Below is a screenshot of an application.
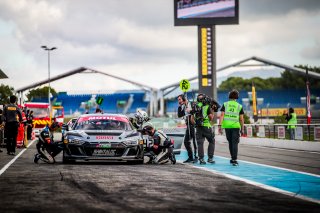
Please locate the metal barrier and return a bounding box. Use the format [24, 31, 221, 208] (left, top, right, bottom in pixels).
[236, 124, 320, 141]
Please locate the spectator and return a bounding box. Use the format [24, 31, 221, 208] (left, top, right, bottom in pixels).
[284, 108, 297, 140]
[95, 108, 103, 114]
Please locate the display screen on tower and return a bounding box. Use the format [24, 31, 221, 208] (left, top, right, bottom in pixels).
[174, 0, 239, 26]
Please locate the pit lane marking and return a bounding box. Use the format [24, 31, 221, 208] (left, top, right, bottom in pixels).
[0, 139, 37, 176]
[177, 150, 320, 204]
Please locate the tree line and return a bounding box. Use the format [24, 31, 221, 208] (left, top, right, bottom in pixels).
[218, 65, 320, 91]
[0, 65, 319, 104]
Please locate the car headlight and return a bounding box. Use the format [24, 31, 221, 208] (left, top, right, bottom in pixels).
[123, 140, 138, 146]
[69, 138, 86, 145]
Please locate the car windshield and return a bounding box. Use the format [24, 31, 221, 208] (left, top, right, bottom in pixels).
[74, 118, 132, 131]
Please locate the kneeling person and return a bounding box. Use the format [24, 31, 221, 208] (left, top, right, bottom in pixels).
[141, 122, 176, 164]
[34, 122, 64, 164]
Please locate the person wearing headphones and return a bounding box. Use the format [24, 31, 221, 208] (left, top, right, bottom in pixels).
[190, 93, 215, 165]
[218, 89, 244, 166]
[177, 94, 197, 163]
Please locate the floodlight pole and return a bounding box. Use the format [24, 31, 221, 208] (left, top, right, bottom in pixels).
[41, 45, 57, 123]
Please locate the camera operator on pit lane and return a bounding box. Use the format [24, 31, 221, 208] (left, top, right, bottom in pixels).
[177, 94, 198, 163]
[190, 93, 216, 165]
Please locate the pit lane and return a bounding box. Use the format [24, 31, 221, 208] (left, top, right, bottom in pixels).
[0, 138, 319, 212]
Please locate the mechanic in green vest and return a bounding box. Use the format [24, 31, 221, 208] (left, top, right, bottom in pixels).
[284, 107, 297, 140]
[218, 89, 244, 166]
[190, 93, 215, 165]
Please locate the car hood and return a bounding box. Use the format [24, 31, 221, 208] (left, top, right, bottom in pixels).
[66, 129, 140, 142]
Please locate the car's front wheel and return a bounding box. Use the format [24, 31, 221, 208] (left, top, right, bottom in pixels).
[62, 150, 75, 164]
[129, 159, 144, 165]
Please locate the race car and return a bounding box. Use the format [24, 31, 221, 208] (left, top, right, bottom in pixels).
[62, 114, 144, 164]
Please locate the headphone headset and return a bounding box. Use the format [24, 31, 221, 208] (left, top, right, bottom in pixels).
[178, 94, 187, 102]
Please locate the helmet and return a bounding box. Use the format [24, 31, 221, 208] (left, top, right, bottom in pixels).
[135, 110, 150, 124]
[141, 122, 154, 135]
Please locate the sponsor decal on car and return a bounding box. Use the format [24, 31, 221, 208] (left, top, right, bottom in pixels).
[78, 116, 129, 123]
[96, 143, 111, 148]
[96, 135, 114, 140]
[93, 149, 116, 156]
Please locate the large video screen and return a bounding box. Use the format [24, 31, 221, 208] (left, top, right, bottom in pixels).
[174, 0, 239, 26]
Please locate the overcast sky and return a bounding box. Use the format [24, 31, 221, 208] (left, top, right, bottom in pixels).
[0, 0, 319, 94]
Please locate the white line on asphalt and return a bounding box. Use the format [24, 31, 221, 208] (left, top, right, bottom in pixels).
[241, 143, 320, 154]
[0, 139, 37, 176]
[218, 155, 320, 178]
[179, 161, 320, 205]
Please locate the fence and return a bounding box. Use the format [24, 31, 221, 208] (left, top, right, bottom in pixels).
[150, 117, 320, 142]
[231, 124, 320, 141]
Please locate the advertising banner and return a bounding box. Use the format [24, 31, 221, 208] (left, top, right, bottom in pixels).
[295, 127, 303, 140]
[278, 126, 286, 139]
[261, 108, 306, 117]
[314, 127, 320, 141]
[246, 126, 252, 137]
[258, 126, 265, 138]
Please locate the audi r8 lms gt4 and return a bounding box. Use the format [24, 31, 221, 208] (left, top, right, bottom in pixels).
[63, 114, 144, 164]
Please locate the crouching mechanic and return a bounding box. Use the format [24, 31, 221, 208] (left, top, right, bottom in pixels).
[34, 122, 64, 164]
[141, 122, 176, 164]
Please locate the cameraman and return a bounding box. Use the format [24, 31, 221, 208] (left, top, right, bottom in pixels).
[190, 93, 215, 165]
[177, 94, 197, 163]
[218, 89, 244, 166]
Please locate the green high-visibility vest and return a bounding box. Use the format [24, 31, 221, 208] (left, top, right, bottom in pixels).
[222, 100, 242, 129]
[288, 113, 297, 129]
[196, 102, 211, 128]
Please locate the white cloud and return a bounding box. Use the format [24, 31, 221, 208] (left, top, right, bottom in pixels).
[0, 0, 319, 95]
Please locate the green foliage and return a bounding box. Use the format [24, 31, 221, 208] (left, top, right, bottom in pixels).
[274, 115, 287, 124]
[243, 114, 250, 124]
[219, 77, 282, 91]
[26, 86, 57, 101]
[218, 65, 320, 91]
[0, 84, 14, 105]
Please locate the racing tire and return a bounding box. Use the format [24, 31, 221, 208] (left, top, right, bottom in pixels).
[62, 150, 75, 164]
[129, 159, 144, 165]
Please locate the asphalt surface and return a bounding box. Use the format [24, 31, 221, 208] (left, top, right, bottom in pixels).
[0, 137, 319, 212]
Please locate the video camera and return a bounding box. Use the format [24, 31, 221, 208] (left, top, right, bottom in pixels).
[197, 94, 221, 112]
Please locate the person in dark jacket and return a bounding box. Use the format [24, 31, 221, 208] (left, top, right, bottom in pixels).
[177, 94, 197, 163]
[2, 95, 23, 155]
[27, 110, 34, 140]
